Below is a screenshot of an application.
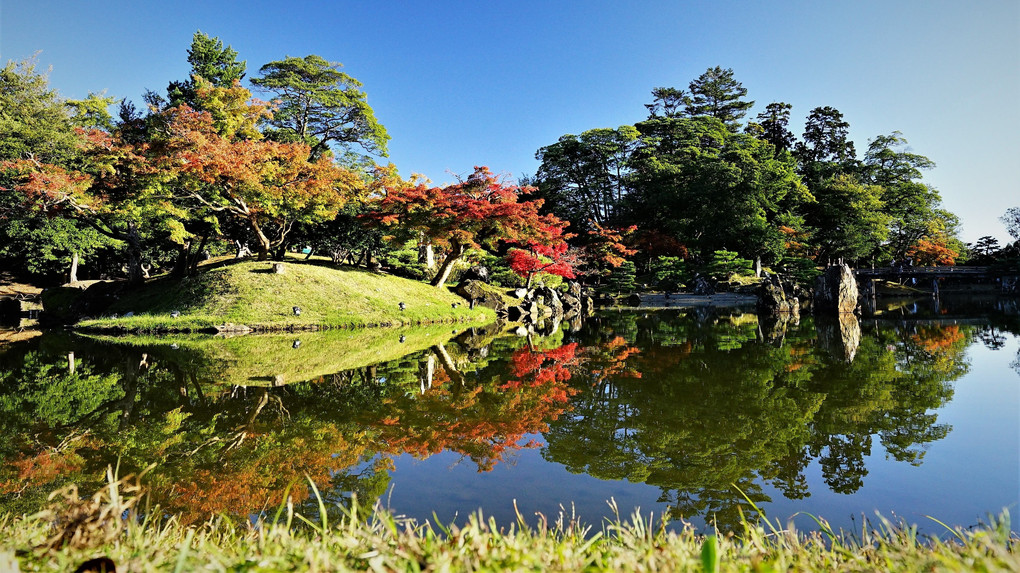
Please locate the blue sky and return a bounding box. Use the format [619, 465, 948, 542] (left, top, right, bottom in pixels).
[3, 0, 1018, 243]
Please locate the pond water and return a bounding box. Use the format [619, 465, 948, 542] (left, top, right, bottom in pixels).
[1, 296, 1017, 534]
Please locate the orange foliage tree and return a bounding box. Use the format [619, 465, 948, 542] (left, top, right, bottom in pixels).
[905, 234, 958, 266]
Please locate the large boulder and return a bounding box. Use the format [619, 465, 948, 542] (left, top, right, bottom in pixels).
[813, 264, 859, 314]
[461, 265, 490, 283]
[567, 281, 583, 299]
[535, 286, 564, 318]
[560, 292, 580, 311]
[454, 280, 509, 314]
[757, 274, 799, 316]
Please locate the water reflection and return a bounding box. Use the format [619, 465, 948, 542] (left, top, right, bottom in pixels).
[0, 296, 1014, 530]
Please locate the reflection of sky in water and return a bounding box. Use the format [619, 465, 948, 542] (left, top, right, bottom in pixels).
[381, 434, 675, 531]
[759, 337, 1019, 532]
[378, 324, 1019, 534]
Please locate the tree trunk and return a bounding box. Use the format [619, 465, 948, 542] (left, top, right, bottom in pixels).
[125, 222, 145, 285]
[418, 241, 435, 270]
[187, 233, 210, 275]
[250, 219, 273, 261]
[430, 243, 465, 287]
[69, 252, 79, 284]
[172, 241, 192, 278]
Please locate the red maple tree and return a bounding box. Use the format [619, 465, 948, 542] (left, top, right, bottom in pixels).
[368, 166, 573, 287]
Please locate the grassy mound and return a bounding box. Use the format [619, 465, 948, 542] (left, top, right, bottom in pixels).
[77, 259, 492, 332]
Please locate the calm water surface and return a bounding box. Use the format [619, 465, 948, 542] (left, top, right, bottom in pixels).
[1, 296, 1017, 533]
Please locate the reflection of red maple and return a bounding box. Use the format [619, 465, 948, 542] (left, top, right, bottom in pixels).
[369, 345, 584, 471]
[0, 449, 85, 495]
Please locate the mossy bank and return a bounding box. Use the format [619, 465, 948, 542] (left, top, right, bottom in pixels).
[62, 259, 492, 332]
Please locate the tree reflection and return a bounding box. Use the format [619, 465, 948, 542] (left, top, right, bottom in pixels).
[0, 312, 984, 528]
[0, 332, 583, 522]
[543, 311, 969, 530]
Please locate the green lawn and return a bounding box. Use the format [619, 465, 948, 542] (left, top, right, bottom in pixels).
[76, 258, 492, 332]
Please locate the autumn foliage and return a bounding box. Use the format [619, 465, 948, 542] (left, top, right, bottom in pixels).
[368, 166, 574, 287]
[905, 235, 958, 266]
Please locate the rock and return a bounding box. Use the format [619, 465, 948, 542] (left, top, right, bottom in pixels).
[758, 312, 799, 345]
[757, 274, 799, 316]
[461, 265, 490, 283]
[541, 287, 564, 317]
[625, 293, 642, 306]
[813, 264, 859, 314]
[560, 292, 580, 310]
[567, 281, 583, 299]
[454, 280, 509, 314]
[506, 305, 527, 322]
[691, 275, 715, 295]
[581, 295, 596, 315]
[512, 287, 530, 299]
[272, 262, 285, 274]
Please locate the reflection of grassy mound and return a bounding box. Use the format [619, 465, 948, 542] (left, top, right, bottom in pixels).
[83, 324, 465, 387]
[76, 259, 492, 331]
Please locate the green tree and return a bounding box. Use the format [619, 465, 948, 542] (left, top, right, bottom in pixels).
[252, 55, 389, 160]
[752, 102, 796, 153]
[0, 216, 117, 282]
[796, 106, 857, 186]
[1001, 207, 1020, 241]
[626, 115, 808, 269]
[684, 66, 754, 131]
[0, 58, 80, 164]
[644, 86, 689, 119]
[806, 174, 889, 264]
[861, 132, 945, 261]
[533, 126, 639, 233]
[166, 31, 247, 108]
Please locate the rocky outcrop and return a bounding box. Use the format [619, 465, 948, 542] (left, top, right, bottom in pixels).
[757, 274, 799, 316]
[461, 265, 490, 283]
[813, 264, 859, 314]
[454, 280, 511, 314]
[456, 279, 593, 325]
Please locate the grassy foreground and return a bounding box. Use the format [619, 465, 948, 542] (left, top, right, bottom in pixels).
[76, 259, 491, 332]
[1, 475, 1016, 572]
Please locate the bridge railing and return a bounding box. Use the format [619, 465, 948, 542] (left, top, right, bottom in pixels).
[854, 266, 991, 277]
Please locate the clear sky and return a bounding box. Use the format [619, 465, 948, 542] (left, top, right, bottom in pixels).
[2, 0, 1018, 243]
